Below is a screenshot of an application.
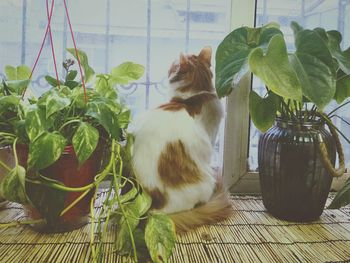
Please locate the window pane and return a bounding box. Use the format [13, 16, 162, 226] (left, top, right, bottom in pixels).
[0, 0, 231, 168]
[248, 0, 350, 172]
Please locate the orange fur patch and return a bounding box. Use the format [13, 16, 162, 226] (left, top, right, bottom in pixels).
[145, 188, 168, 210]
[158, 140, 202, 188]
[159, 92, 216, 117]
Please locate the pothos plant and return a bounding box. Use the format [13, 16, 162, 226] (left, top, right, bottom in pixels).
[0, 49, 176, 263]
[215, 21, 350, 208]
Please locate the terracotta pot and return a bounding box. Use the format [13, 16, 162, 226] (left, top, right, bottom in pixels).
[17, 144, 104, 232]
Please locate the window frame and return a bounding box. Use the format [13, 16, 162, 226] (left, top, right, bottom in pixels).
[222, 0, 260, 193]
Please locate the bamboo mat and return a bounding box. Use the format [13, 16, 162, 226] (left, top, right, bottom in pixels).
[0, 192, 349, 263]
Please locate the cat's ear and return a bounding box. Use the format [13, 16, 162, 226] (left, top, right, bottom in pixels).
[179, 52, 188, 66]
[198, 46, 212, 66]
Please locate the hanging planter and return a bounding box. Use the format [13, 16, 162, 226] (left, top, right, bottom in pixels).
[0, 0, 177, 261]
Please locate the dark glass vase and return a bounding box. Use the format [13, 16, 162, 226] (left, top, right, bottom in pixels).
[258, 119, 336, 222]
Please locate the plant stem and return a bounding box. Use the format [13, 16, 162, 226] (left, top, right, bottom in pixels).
[0, 159, 11, 172]
[328, 100, 350, 116]
[58, 119, 81, 132]
[113, 143, 138, 262]
[60, 188, 91, 216]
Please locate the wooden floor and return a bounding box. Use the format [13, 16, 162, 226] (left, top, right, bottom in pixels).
[0, 192, 349, 262]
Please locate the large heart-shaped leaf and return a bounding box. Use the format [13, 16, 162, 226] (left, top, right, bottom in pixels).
[5, 65, 31, 81]
[334, 70, 350, 103]
[86, 101, 121, 139]
[215, 24, 282, 97]
[0, 165, 29, 204]
[110, 62, 145, 85]
[66, 48, 95, 83]
[95, 76, 117, 99]
[249, 34, 302, 101]
[145, 213, 176, 263]
[45, 90, 71, 118]
[72, 122, 99, 165]
[25, 106, 53, 141]
[289, 53, 335, 110]
[249, 91, 279, 132]
[28, 132, 66, 170]
[312, 28, 350, 75]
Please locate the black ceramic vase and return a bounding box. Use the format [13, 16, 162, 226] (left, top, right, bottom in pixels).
[258, 119, 336, 222]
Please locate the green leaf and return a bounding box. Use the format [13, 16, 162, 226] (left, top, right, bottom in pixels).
[116, 191, 152, 252]
[290, 21, 303, 36]
[328, 177, 350, 209]
[26, 174, 66, 227]
[289, 53, 336, 110]
[66, 70, 78, 81]
[0, 165, 29, 204]
[86, 101, 121, 139]
[145, 213, 176, 263]
[95, 76, 117, 99]
[248, 34, 303, 101]
[118, 109, 131, 129]
[65, 80, 79, 89]
[215, 25, 283, 97]
[110, 62, 145, 85]
[66, 48, 95, 83]
[45, 91, 71, 118]
[334, 71, 350, 103]
[294, 29, 336, 75]
[72, 122, 99, 165]
[28, 132, 66, 170]
[0, 95, 20, 112]
[249, 91, 279, 132]
[314, 29, 350, 75]
[25, 107, 53, 141]
[45, 75, 62, 87]
[6, 79, 30, 95]
[5, 65, 31, 80]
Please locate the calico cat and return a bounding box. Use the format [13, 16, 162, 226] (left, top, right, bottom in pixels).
[132, 47, 233, 233]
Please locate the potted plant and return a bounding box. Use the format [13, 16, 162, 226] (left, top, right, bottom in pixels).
[215, 22, 350, 221]
[0, 49, 176, 262]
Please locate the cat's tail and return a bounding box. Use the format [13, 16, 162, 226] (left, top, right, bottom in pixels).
[169, 182, 233, 234]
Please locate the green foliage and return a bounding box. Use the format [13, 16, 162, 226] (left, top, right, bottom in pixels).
[72, 122, 99, 165]
[66, 48, 95, 83]
[215, 21, 350, 132]
[249, 91, 279, 132]
[110, 62, 145, 85]
[145, 213, 176, 263]
[0, 51, 176, 262]
[0, 165, 28, 204]
[328, 177, 350, 209]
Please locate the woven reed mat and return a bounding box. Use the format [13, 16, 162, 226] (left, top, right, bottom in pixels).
[0, 191, 349, 263]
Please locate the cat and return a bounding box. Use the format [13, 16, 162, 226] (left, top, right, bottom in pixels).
[131, 46, 233, 233]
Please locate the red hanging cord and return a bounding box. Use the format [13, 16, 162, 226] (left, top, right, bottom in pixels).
[45, 0, 60, 89]
[22, 0, 55, 99]
[63, 0, 88, 103]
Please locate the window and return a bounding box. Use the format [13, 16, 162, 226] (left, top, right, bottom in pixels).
[0, 0, 231, 169]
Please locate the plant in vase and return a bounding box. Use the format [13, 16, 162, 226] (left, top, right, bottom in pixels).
[215, 22, 350, 221]
[0, 49, 176, 262]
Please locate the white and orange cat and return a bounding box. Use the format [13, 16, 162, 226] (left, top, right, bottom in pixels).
[132, 47, 232, 233]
